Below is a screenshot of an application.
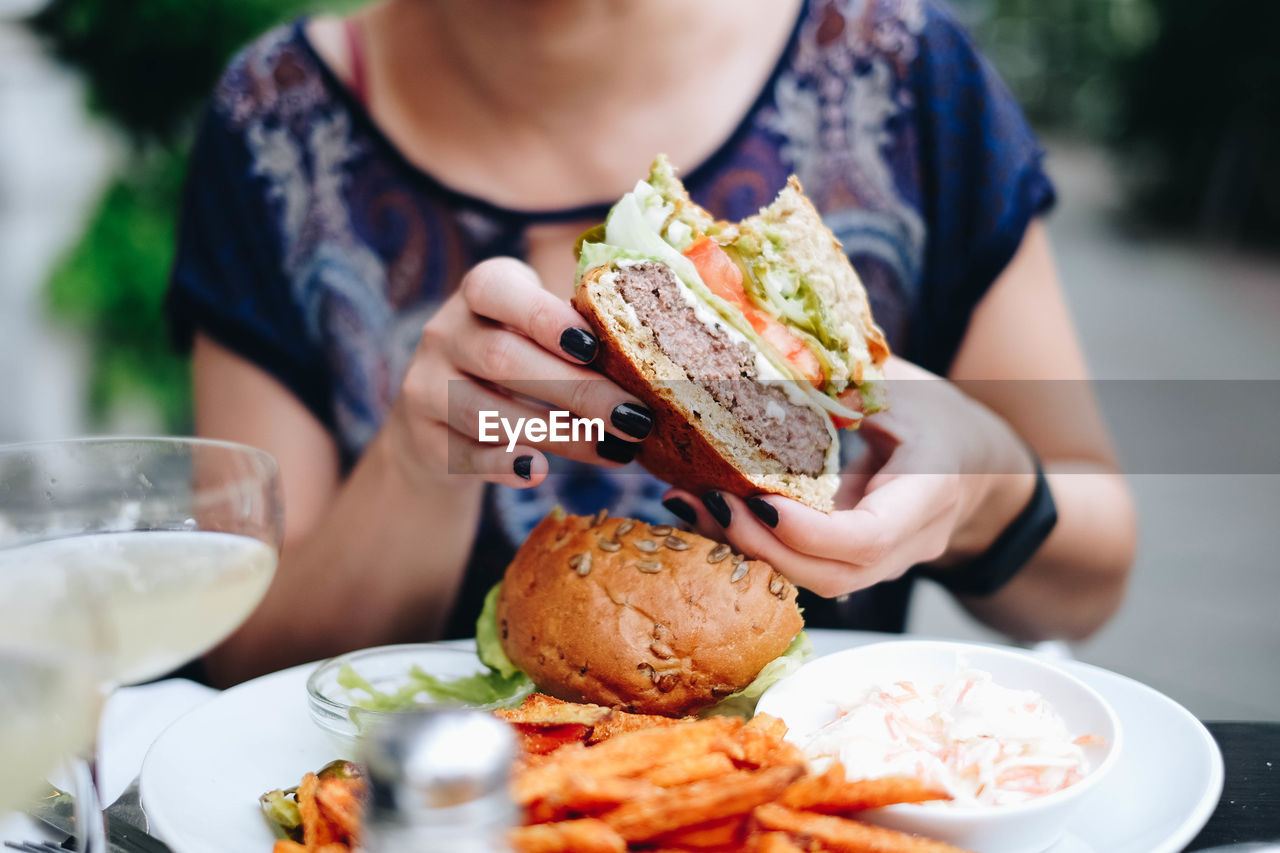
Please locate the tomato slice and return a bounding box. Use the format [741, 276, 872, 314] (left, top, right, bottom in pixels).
[683, 237, 824, 387]
[758, 320, 823, 386]
[830, 388, 865, 429]
[683, 236, 746, 306]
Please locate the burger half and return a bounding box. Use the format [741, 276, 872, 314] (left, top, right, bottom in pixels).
[477, 509, 809, 717]
[573, 157, 890, 511]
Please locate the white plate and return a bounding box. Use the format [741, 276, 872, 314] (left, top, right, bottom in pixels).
[140, 631, 1222, 853]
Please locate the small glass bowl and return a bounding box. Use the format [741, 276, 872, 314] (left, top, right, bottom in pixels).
[306, 643, 533, 756]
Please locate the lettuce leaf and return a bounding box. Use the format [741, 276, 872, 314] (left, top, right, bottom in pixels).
[337, 662, 531, 712]
[704, 631, 813, 718]
[334, 582, 533, 714]
[575, 242, 656, 280]
[476, 582, 521, 678]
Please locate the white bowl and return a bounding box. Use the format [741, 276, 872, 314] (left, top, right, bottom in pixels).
[757, 640, 1122, 853]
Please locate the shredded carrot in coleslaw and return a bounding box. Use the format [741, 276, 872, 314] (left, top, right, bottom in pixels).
[800, 670, 1100, 807]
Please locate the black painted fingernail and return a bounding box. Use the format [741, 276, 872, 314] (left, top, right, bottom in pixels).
[701, 491, 731, 528]
[745, 496, 778, 528]
[513, 455, 532, 480]
[560, 327, 598, 363]
[611, 402, 653, 439]
[663, 497, 698, 526]
[596, 434, 637, 464]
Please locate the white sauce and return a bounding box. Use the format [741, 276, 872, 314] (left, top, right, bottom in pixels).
[801, 670, 1095, 807]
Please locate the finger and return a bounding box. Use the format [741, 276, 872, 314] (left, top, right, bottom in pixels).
[445, 376, 639, 468]
[441, 372, 555, 438]
[460, 257, 600, 364]
[751, 475, 955, 566]
[852, 414, 906, 455]
[659, 488, 721, 539]
[449, 325, 653, 442]
[882, 353, 941, 380]
[417, 416, 551, 488]
[694, 491, 878, 598]
[448, 434, 551, 488]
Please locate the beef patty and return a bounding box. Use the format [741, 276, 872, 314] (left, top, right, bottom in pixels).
[613, 262, 831, 476]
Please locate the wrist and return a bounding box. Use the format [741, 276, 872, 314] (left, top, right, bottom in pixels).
[944, 418, 1038, 564]
[921, 454, 1057, 597]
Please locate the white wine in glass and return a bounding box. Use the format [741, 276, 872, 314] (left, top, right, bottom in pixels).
[0, 646, 98, 814]
[0, 561, 102, 818]
[0, 437, 283, 851]
[1, 531, 276, 685]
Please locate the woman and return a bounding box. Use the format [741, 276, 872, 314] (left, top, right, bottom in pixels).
[169, 0, 1136, 686]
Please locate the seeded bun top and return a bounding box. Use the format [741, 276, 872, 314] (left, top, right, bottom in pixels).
[495, 509, 803, 716]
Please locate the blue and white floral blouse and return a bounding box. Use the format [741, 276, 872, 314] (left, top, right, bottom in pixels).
[168, 0, 1055, 636]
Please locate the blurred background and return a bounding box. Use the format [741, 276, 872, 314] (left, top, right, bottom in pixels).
[1, 0, 1277, 718]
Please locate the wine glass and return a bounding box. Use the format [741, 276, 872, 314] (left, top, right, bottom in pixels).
[0, 581, 101, 817]
[0, 437, 283, 851]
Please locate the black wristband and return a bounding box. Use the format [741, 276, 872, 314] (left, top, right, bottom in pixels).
[919, 457, 1057, 597]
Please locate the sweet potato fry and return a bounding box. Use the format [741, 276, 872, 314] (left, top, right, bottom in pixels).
[271, 842, 306, 853]
[514, 723, 593, 755]
[603, 764, 803, 842]
[753, 832, 812, 853]
[498, 694, 615, 726]
[314, 777, 363, 840]
[509, 818, 626, 853]
[652, 815, 749, 849]
[296, 773, 342, 848]
[781, 765, 950, 812]
[641, 751, 736, 787]
[526, 773, 662, 823]
[753, 804, 972, 853]
[514, 717, 742, 804]
[745, 713, 789, 741]
[737, 713, 805, 769]
[586, 709, 683, 744]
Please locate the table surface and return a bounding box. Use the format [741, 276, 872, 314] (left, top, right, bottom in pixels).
[1187, 722, 1280, 850]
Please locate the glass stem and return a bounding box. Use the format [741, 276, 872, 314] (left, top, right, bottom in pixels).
[73, 756, 108, 853]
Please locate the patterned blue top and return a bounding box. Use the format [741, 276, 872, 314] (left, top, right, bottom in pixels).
[168, 0, 1054, 636]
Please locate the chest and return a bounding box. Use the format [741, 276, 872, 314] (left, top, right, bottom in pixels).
[524, 223, 595, 303]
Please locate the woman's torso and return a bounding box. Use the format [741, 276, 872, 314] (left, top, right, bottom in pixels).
[174, 0, 1052, 635]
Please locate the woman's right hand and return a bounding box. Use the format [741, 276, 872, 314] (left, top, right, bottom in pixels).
[384, 257, 653, 489]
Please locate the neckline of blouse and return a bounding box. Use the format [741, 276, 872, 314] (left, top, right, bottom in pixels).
[291, 0, 810, 225]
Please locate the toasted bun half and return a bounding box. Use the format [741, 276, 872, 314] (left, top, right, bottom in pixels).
[734, 176, 891, 384]
[574, 264, 839, 511]
[496, 511, 803, 716]
[648, 158, 890, 387]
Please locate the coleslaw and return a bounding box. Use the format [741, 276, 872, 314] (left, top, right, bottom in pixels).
[800, 669, 1098, 807]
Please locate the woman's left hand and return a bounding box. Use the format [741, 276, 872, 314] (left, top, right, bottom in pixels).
[662, 356, 1039, 598]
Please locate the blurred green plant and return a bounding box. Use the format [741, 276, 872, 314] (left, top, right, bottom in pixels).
[29, 0, 325, 431]
[953, 0, 1158, 137]
[44, 150, 190, 430]
[30, 0, 318, 141]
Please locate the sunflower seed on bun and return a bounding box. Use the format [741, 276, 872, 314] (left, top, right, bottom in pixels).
[495, 509, 804, 716]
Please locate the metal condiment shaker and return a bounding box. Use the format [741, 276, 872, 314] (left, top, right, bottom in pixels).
[360, 709, 519, 852]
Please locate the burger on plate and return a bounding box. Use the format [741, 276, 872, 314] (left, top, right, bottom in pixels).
[475, 508, 809, 717]
[573, 156, 890, 512]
